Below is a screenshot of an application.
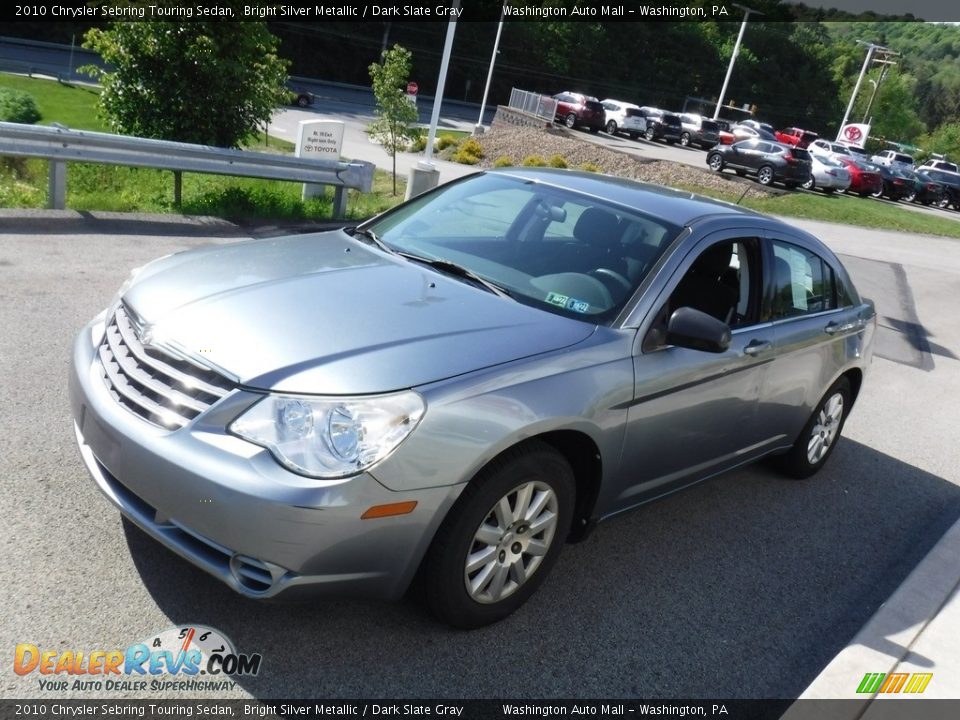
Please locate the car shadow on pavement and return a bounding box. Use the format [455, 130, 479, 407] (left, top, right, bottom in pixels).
[122, 439, 960, 699]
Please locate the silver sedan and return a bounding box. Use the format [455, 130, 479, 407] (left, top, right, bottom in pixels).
[803, 153, 852, 193]
[70, 169, 875, 628]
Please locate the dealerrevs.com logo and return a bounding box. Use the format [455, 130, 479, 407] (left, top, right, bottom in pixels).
[14, 625, 262, 693]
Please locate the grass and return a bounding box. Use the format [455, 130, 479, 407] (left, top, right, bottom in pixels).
[0, 73, 402, 221]
[676, 182, 960, 240]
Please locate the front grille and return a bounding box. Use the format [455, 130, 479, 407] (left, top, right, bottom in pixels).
[97, 305, 236, 428]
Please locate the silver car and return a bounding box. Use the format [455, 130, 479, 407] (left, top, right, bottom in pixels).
[70, 169, 876, 628]
[802, 154, 851, 194]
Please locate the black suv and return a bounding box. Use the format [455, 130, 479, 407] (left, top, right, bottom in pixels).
[640, 107, 683, 144]
[706, 139, 813, 189]
[924, 169, 960, 210]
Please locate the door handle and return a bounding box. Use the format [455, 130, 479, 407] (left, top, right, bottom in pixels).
[824, 321, 857, 335]
[743, 340, 772, 356]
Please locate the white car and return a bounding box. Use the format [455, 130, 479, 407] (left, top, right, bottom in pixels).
[919, 157, 958, 173]
[809, 139, 853, 160]
[600, 99, 647, 139]
[801, 154, 851, 194]
[871, 149, 915, 171]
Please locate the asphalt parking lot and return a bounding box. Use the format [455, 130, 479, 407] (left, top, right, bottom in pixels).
[2, 209, 959, 701]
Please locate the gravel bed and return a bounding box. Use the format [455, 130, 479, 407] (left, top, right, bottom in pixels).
[474, 124, 780, 200]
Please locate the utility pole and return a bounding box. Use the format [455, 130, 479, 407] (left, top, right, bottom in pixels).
[712, 5, 762, 120]
[475, 0, 507, 134]
[837, 42, 898, 141]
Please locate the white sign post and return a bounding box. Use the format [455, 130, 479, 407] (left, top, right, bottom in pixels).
[296, 119, 345, 201]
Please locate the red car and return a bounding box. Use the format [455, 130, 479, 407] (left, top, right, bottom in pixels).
[775, 127, 819, 149]
[839, 158, 883, 197]
[552, 92, 605, 133]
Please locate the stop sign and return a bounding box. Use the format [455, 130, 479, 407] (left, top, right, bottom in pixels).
[407, 81, 418, 96]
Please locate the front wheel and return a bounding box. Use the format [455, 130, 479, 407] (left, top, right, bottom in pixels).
[421, 442, 575, 628]
[939, 197, 951, 209]
[801, 176, 815, 191]
[757, 165, 775, 186]
[564, 113, 577, 129]
[904, 191, 917, 203]
[606, 120, 617, 135]
[775, 377, 851, 479]
[645, 127, 656, 141]
[707, 153, 724, 172]
[680, 132, 691, 147]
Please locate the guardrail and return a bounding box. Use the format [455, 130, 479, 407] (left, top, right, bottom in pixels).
[0, 121, 375, 218]
[508, 88, 558, 123]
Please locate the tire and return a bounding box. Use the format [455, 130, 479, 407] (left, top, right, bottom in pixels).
[680, 132, 691, 147]
[296, 94, 310, 108]
[606, 120, 617, 135]
[645, 127, 656, 141]
[775, 377, 851, 480]
[564, 113, 577, 129]
[421, 442, 575, 629]
[938, 197, 951, 209]
[904, 191, 917, 203]
[871, 187, 884, 199]
[707, 153, 724, 172]
[801, 176, 815, 191]
[757, 165, 775, 186]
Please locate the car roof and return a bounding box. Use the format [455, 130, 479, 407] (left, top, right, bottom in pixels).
[601, 98, 639, 108]
[487, 167, 765, 226]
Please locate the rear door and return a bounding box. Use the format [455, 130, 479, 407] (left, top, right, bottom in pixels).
[757, 235, 872, 448]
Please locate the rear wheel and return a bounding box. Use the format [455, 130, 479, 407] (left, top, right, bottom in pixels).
[565, 113, 577, 129]
[775, 377, 851, 479]
[680, 132, 691, 147]
[904, 190, 917, 203]
[939, 197, 951, 209]
[757, 165, 775, 186]
[421, 442, 575, 628]
[606, 120, 617, 135]
[801, 176, 815, 191]
[645, 127, 656, 141]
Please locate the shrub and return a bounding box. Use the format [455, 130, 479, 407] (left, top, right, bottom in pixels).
[452, 137, 484, 165]
[0, 88, 41, 124]
[579, 162, 602, 173]
[493, 156, 513, 168]
[436, 134, 459, 151]
[408, 130, 427, 152]
[521, 155, 547, 167]
[548, 154, 568, 168]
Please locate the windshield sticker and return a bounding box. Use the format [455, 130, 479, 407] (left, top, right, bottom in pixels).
[546, 292, 590, 313]
[546, 292, 569, 307]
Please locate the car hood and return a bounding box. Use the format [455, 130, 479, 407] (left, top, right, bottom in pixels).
[122, 231, 597, 394]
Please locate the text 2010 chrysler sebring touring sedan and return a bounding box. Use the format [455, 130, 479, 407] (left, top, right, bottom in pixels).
[70, 169, 875, 628]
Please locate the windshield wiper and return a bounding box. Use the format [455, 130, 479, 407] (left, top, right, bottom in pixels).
[344, 226, 394, 255]
[397, 252, 514, 300]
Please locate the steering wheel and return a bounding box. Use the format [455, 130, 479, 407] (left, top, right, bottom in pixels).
[589, 268, 633, 297]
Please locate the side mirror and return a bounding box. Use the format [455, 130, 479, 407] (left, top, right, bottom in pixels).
[666, 307, 732, 353]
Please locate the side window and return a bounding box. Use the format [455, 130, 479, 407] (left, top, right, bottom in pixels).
[643, 239, 759, 352]
[770, 241, 838, 319]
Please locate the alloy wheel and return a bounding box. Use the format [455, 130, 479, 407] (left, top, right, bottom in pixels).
[807, 392, 844, 465]
[464, 481, 558, 604]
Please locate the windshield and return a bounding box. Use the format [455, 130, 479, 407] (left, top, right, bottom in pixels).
[364, 173, 681, 324]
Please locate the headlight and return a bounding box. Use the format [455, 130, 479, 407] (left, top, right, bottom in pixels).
[230, 391, 425, 479]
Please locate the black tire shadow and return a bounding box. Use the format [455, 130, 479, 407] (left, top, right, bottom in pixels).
[123, 439, 960, 699]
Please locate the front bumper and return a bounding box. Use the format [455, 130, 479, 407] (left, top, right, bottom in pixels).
[69, 318, 462, 600]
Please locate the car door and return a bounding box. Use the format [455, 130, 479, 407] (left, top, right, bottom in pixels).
[756, 235, 874, 449]
[608, 233, 776, 513]
[729, 139, 758, 171]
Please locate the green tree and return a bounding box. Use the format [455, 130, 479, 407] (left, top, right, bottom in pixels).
[368, 44, 419, 196]
[82, 17, 289, 148]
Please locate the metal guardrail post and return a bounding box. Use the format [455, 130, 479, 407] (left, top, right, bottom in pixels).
[333, 187, 347, 219]
[48, 160, 66, 210]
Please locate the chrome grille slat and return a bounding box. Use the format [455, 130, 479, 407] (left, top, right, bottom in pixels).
[114, 306, 231, 398]
[97, 305, 237, 428]
[104, 325, 209, 414]
[98, 343, 189, 428]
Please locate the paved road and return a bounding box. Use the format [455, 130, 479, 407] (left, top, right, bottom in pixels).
[2, 208, 959, 701]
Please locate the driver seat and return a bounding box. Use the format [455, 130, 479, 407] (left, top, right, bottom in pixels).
[572, 207, 630, 281]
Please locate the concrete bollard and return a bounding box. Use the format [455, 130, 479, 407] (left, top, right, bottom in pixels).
[405, 161, 440, 201]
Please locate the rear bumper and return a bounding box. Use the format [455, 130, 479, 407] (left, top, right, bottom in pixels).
[70, 317, 463, 601]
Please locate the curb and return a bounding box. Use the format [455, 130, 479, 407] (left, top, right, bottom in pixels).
[783, 513, 960, 714]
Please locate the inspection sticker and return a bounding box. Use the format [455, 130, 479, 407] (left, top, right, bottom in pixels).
[546, 292, 570, 307]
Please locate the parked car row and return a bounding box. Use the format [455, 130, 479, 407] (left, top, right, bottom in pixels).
[550, 90, 960, 208]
